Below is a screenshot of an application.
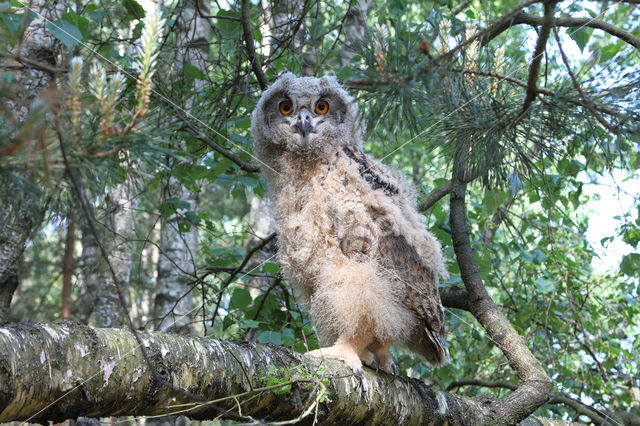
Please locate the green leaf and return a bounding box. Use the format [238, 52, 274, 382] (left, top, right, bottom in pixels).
[1, 10, 35, 35]
[568, 27, 593, 51]
[535, 277, 556, 293]
[620, 253, 640, 277]
[262, 262, 279, 274]
[230, 288, 252, 309]
[240, 319, 260, 329]
[46, 19, 83, 50]
[258, 330, 282, 345]
[483, 189, 508, 215]
[89, 9, 108, 23]
[121, 0, 145, 20]
[61, 12, 89, 39]
[183, 62, 206, 85]
[178, 221, 191, 232]
[185, 211, 201, 225]
[557, 159, 584, 177]
[600, 42, 622, 62]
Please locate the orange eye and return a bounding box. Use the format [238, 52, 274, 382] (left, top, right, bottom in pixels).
[315, 100, 329, 114]
[279, 100, 293, 115]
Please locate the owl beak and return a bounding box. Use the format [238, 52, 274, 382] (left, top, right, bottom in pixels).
[297, 108, 313, 137]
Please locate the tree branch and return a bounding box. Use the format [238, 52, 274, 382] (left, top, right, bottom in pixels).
[195, 135, 260, 173]
[0, 50, 68, 74]
[439, 286, 470, 311]
[438, 0, 540, 61]
[418, 180, 453, 211]
[447, 379, 608, 424]
[241, 0, 268, 90]
[450, 68, 629, 120]
[0, 321, 521, 424]
[522, 1, 557, 113]
[482, 11, 640, 51]
[449, 147, 551, 422]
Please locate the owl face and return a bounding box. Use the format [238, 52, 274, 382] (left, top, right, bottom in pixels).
[252, 73, 360, 162]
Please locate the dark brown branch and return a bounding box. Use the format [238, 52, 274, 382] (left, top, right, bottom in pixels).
[451, 0, 473, 17]
[449, 149, 551, 422]
[418, 180, 453, 211]
[451, 68, 631, 121]
[438, 0, 540, 61]
[483, 11, 640, 51]
[439, 286, 470, 311]
[0, 50, 68, 74]
[447, 380, 606, 424]
[522, 1, 557, 113]
[418, 168, 485, 212]
[195, 135, 260, 173]
[59, 211, 75, 321]
[241, 0, 268, 90]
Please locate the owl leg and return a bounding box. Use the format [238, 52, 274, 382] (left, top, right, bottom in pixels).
[307, 334, 372, 376]
[358, 348, 378, 371]
[367, 340, 397, 375]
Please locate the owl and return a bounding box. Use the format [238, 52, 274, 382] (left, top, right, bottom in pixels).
[251, 73, 449, 375]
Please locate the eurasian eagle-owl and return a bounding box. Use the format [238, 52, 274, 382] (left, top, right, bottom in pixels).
[251, 72, 449, 374]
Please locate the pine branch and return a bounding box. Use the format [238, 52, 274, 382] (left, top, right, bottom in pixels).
[553, 28, 621, 134]
[437, 0, 540, 61]
[482, 11, 640, 51]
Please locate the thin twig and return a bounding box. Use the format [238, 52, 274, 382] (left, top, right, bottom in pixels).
[210, 232, 277, 326]
[0, 50, 67, 74]
[522, 1, 557, 113]
[241, 0, 268, 90]
[553, 28, 620, 134]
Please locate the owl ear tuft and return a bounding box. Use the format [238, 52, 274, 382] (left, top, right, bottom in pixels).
[319, 74, 340, 89]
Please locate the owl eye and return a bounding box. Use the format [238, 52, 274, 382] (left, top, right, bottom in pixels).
[315, 100, 329, 114]
[279, 100, 293, 115]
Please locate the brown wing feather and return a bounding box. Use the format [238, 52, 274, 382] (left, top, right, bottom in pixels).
[376, 233, 449, 365]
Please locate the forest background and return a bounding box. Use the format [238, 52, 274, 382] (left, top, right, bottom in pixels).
[0, 0, 639, 424]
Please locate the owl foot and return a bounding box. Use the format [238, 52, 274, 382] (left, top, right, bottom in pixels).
[367, 340, 397, 375]
[307, 343, 364, 376]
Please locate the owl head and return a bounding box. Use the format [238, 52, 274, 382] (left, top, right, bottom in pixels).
[251, 73, 361, 165]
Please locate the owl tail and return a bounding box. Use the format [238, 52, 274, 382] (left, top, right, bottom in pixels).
[410, 327, 450, 367]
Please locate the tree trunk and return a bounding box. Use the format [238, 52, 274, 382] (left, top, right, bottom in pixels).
[91, 181, 136, 328]
[338, 0, 372, 67]
[152, 0, 209, 334]
[0, 0, 66, 323]
[60, 212, 75, 321]
[75, 218, 100, 323]
[0, 321, 562, 425]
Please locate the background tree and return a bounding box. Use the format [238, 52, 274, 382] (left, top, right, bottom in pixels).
[1, 0, 638, 424]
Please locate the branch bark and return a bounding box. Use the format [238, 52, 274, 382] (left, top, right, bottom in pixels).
[0, 321, 515, 424]
[449, 149, 551, 422]
[522, 1, 557, 113]
[482, 11, 640, 51]
[241, 0, 268, 90]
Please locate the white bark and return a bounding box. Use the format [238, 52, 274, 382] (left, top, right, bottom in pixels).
[152, 0, 209, 334]
[0, 0, 66, 322]
[338, 0, 372, 67]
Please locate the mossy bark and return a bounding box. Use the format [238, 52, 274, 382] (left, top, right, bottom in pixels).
[0, 322, 502, 425]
